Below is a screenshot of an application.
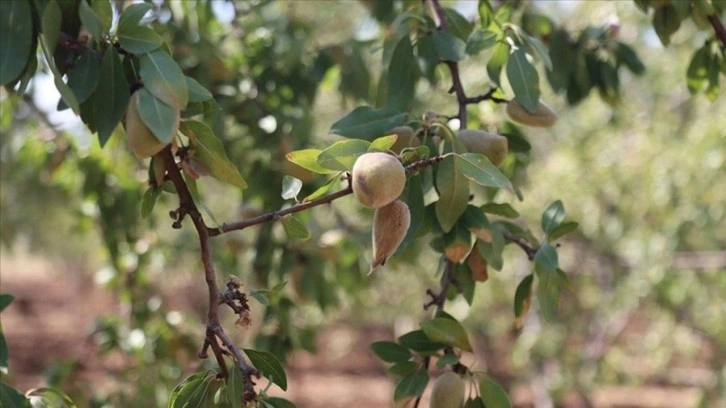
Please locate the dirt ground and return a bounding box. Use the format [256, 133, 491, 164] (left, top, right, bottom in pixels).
[0, 251, 706, 408]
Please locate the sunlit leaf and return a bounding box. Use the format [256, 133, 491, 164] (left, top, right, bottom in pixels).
[137, 88, 179, 143]
[140, 50, 189, 109]
[26, 387, 77, 408]
[368, 134, 399, 152]
[180, 120, 247, 189]
[303, 176, 339, 201]
[286, 149, 337, 175]
[507, 48, 540, 113]
[95, 47, 129, 145]
[455, 153, 512, 190]
[541, 200, 565, 234]
[316, 139, 370, 171]
[168, 371, 215, 408]
[244, 349, 288, 391]
[435, 156, 469, 233]
[118, 2, 153, 28]
[280, 214, 310, 240]
[393, 369, 429, 401]
[486, 41, 509, 87]
[281, 176, 303, 201]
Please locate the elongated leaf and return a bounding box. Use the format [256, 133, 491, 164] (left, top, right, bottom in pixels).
[455, 153, 511, 190]
[66, 48, 100, 103]
[513, 274, 534, 328]
[394, 369, 429, 401]
[537, 268, 565, 321]
[95, 47, 129, 145]
[316, 139, 370, 171]
[180, 120, 247, 189]
[548, 221, 578, 242]
[330, 106, 407, 139]
[479, 376, 512, 408]
[303, 176, 338, 201]
[39, 37, 81, 116]
[140, 50, 188, 109]
[41, 0, 61, 56]
[389, 361, 418, 376]
[541, 200, 565, 234]
[534, 243, 558, 274]
[522, 34, 552, 70]
[507, 48, 540, 113]
[466, 29, 498, 55]
[264, 397, 296, 408]
[244, 349, 288, 391]
[226, 365, 244, 408]
[286, 149, 336, 174]
[0, 0, 34, 85]
[397, 330, 446, 355]
[168, 371, 215, 408]
[480, 202, 519, 218]
[443, 7, 474, 40]
[118, 2, 153, 28]
[368, 134, 399, 152]
[371, 341, 412, 363]
[118, 24, 163, 54]
[140, 187, 161, 218]
[137, 88, 178, 143]
[186, 76, 214, 102]
[686, 46, 710, 94]
[0, 330, 7, 375]
[92, 0, 113, 34]
[486, 41, 509, 87]
[280, 215, 310, 240]
[432, 30, 467, 62]
[420, 317, 472, 352]
[79, 0, 104, 38]
[0, 382, 27, 408]
[435, 156, 469, 233]
[400, 174, 425, 248]
[387, 35, 417, 111]
[25, 387, 76, 407]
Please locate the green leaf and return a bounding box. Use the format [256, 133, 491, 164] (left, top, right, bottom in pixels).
[281, 176, 302, 201]
[687, 45, 710, 95]
[280, 215, 310, 240]
[389, 361, 418, 376]
[137, 88, 178, 143]
[186, 77, 214, 103]
[92, 0, 113, 34]
[513, 274, 534, 320]
[25, 387, 76, 407]
[477, 227, 505, 271]
[66, 48, 101, 103]
[264, 397, 296, 408]
[387, 35, 417, 111]
[548, 221, 578, 242]
[316, 139, 370, 172]
[534, 243, 558, 274]
[455, 153, 512, 190]
[435, 352, 460, 368]
[0, 382, 28, 408]
[537, 268, 566, 321]
[506, 48, 540, 113]
[420, 317, 472, 352]
[118, 2, 153, 28]
[480, 203, 519, 218]
[541, 200, 565, 234]
[168, 371, 215, 408]
[79, 0, 104, 38]
[244, 349, 288, 391]
[546, 29, 575, 92]
[653, 5, 682, 47]
[443, 8, 474, 40]
[39, 34, 81, 115]
[466, 29, 498, 55]
[487, 40, 509, 87]
[393, 369, 429, 401]
[432, 30, 467, 62]
[371, 341, 412, 363]
[0, 0, 34, 86]
[616, 42, 645, 75]
[397, 330, 446, 355]
[226, 365, 244, 408]
[140, 187, 161, 219]
[41, 0, 61, 56]
[499, 121, 531, 152]
[479, 376, 512, 408]
[286, 149, 337, 175]
[522, 34, 552, 71]
[330, 106, 407, 139]
[435, 156, 470, 233]
[0, 331, 8, 375]
[303, 176, 338, 201]
[180, 120, 247, 189]
[139, 50, 189, 110]
[368, 134, 399, 152]
[95, 47, 129, 146]
[0, 294, 14, 312]
[118, 24, 164, 54]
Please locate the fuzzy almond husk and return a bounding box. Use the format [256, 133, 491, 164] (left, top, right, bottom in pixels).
[429, 372, 466, 408]
[371, 199, 410, 273]
[456, 129, 509, 167]
[352, 152, 406, 209]
[506, 99, 558, 128]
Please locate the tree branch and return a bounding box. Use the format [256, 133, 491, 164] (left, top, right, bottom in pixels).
[708, 14, 726, 48]
[159, 146, 258, 401]
[502, 231, 538, 260]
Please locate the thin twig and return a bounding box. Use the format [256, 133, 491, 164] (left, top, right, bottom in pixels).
[708, 14, 726, 48]
[502, 231, 538, 260]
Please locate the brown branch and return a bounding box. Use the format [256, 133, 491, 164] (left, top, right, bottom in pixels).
[708, 14, 726, 48]
[158, 146, 258, 401]
[503, 231, 538, 260]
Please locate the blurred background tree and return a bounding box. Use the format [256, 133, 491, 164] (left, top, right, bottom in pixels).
[0, 0, 724, 407]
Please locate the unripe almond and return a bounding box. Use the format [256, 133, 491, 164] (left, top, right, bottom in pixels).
[505, 99, 558, 128]
[388, 126, 421, 153]
[456, 129, 509, 167]
[371, 199, 410, 272]
[125, 91, 176, 158]
[429, 372, 466, 408]
[352, 152, 406, 209]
